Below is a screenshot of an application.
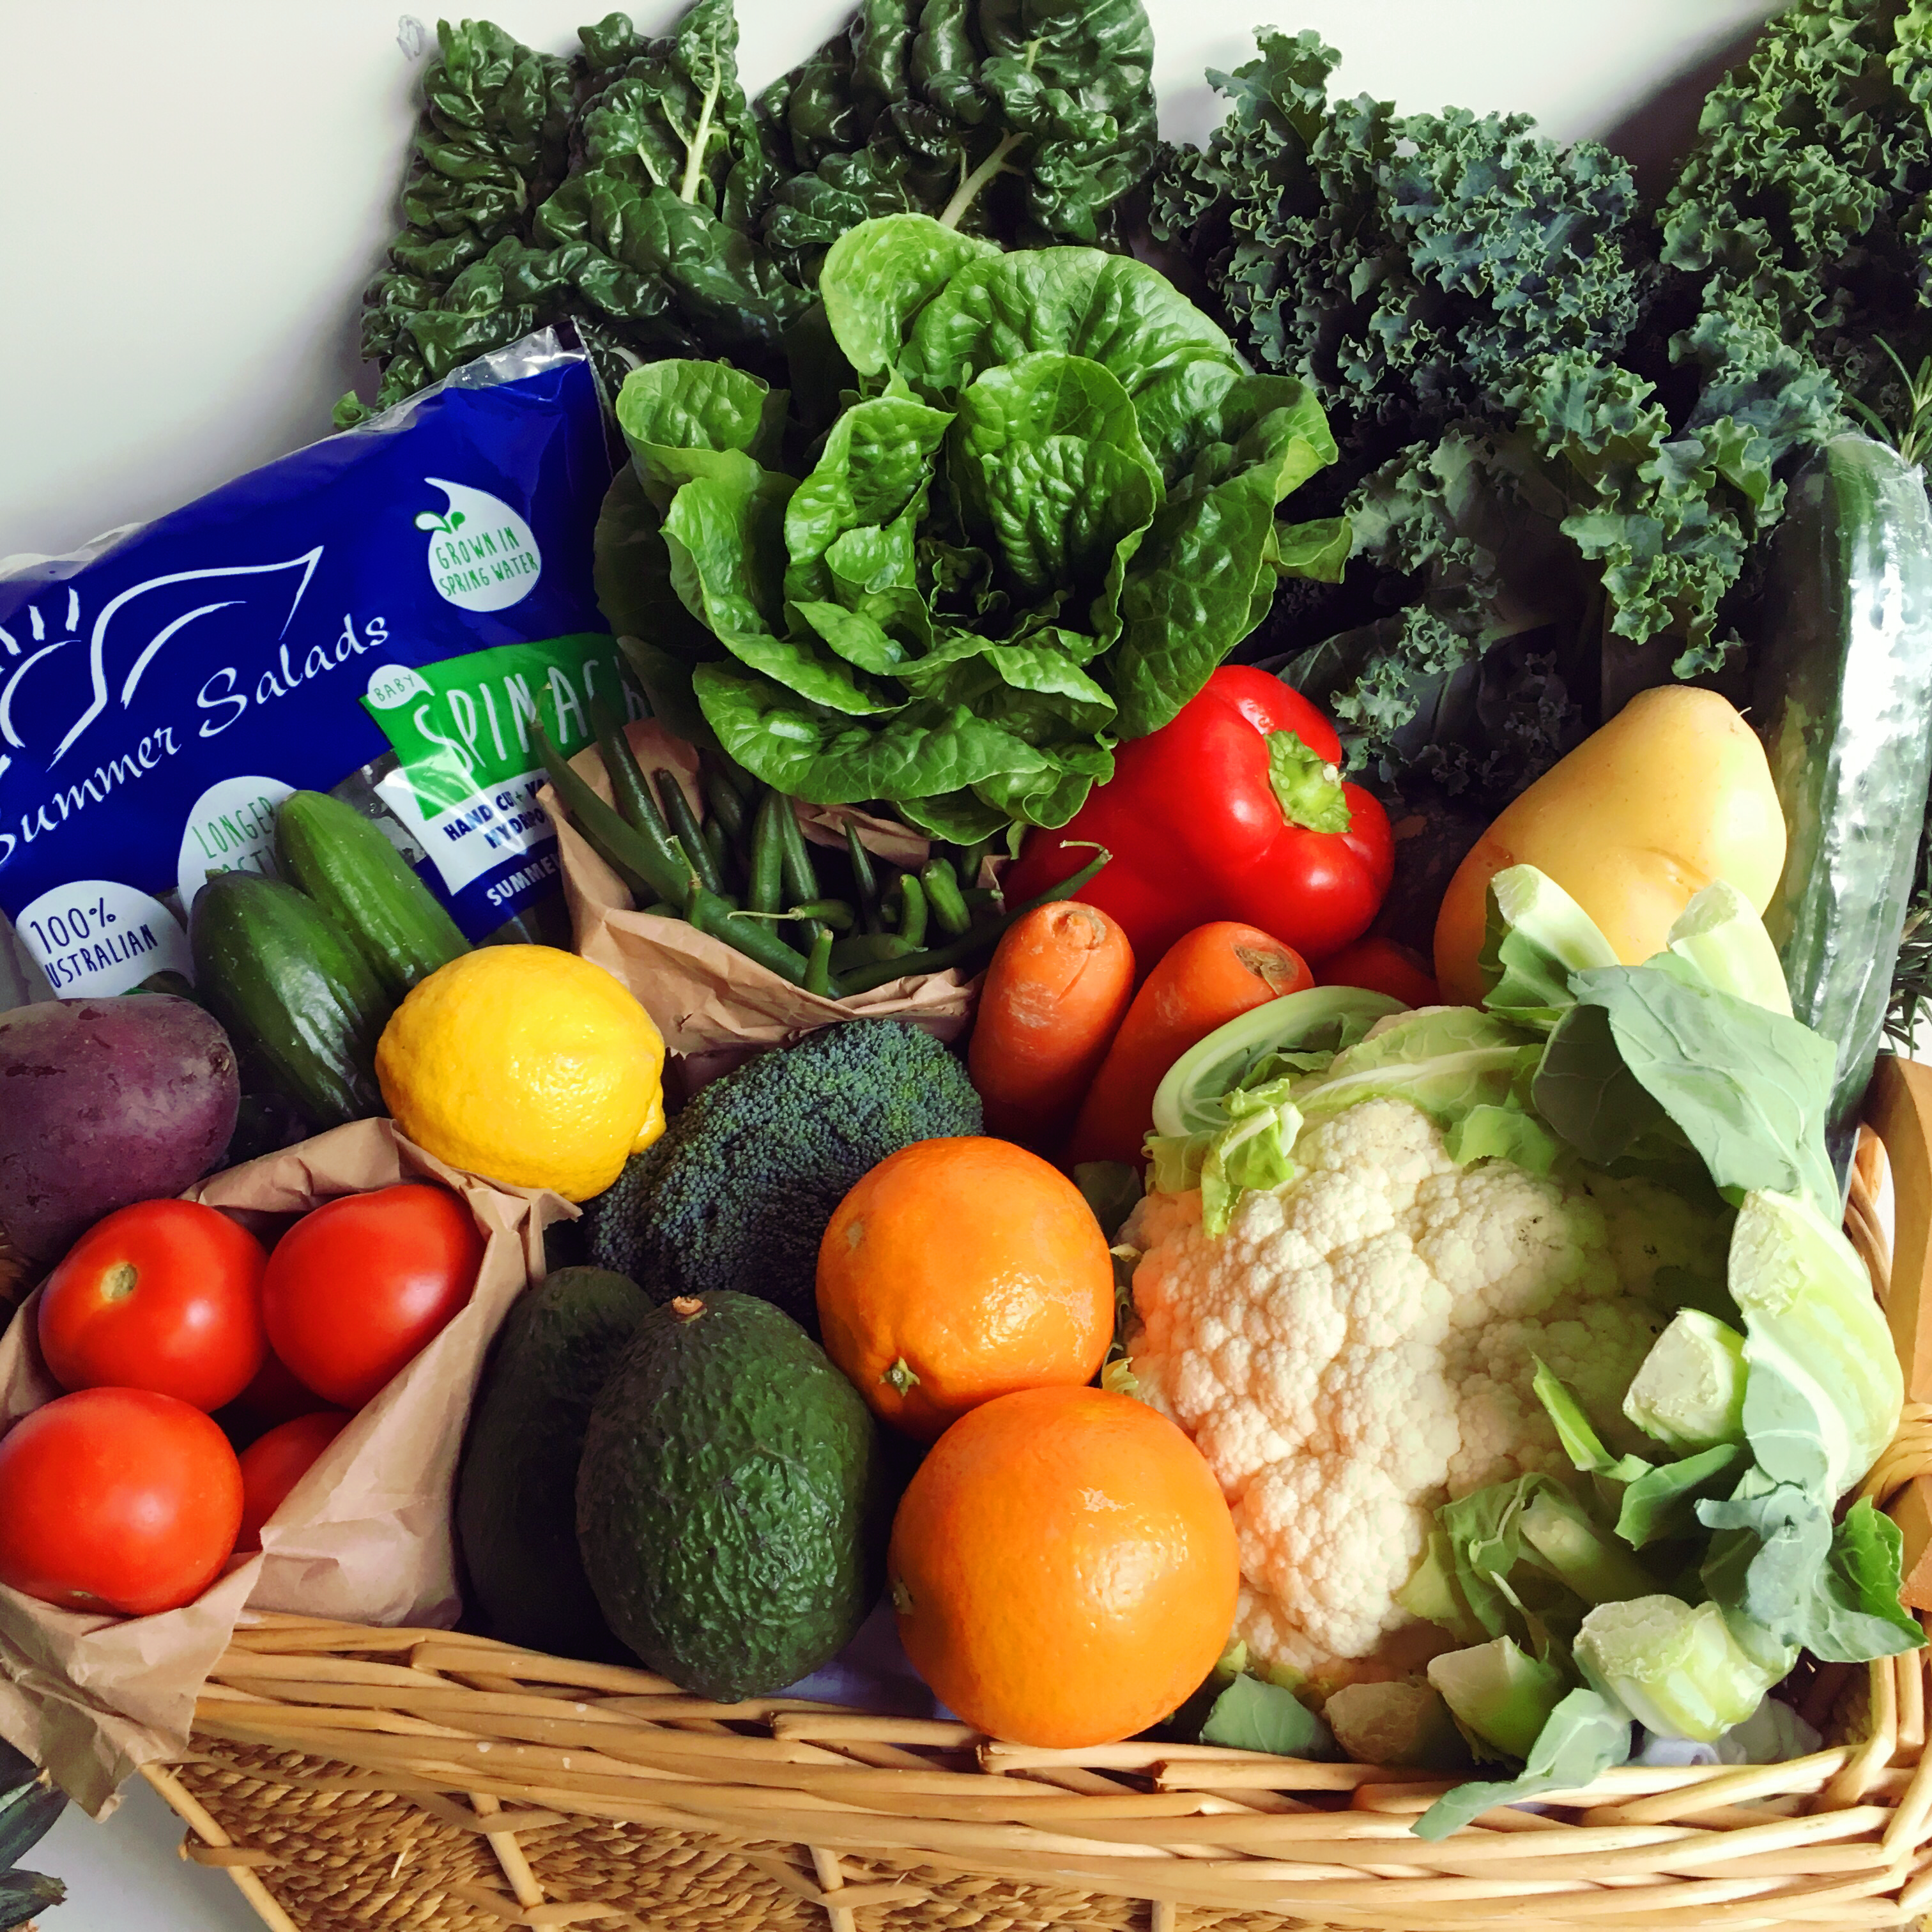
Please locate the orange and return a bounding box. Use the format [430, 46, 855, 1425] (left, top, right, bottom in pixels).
[815, 1136, 1114, 1442]
[887, 1386, 1240, 1747]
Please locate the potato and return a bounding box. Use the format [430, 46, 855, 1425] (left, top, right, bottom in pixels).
[0, 995, 240, 1275]
[1434, 686, 1787, 1006]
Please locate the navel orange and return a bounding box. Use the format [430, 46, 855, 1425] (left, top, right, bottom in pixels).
[887, 1385, 1240, 1747]
[815, 1136, 1114, 1442]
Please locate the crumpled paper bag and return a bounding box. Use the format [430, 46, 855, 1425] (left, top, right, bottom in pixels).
[547, 718, 978, 1094]
[0, 1119, 567, 1814]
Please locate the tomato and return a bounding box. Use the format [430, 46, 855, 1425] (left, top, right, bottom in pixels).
[220, 1347, 325, 1449]
[1317, 935, 1441, 1009]
[261, 1183, 482, 1407]
[38, 1200, 267, 1413]
[236, 1410, 351, 1552]
[0, 1388, 243, 1615]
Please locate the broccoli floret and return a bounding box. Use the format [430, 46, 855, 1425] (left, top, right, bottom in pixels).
[583, 1021, 982, 1333]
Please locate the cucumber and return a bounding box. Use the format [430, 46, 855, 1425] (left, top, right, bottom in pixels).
[1752, 432, 1932, 1171]
[188, 872, 392, 1130]
[273, 790, 468, 999]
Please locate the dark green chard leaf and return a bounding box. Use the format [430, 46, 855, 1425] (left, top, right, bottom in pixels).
[0, 1870, 63, 1931]
[337, 22, 576, 424]
[760, 0, 1156, 286]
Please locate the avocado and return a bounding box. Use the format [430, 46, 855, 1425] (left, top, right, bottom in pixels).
[576, 1291, 889, 1699]
[455, 1265, 650, 1662]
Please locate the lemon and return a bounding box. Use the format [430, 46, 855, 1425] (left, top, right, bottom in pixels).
[376, 946, 666, 1201]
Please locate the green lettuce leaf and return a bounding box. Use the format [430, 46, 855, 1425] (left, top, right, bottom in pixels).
[1411, 1689, 1630, 1840]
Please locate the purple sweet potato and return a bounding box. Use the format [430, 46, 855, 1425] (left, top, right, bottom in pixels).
[0, 995, 240, 1266]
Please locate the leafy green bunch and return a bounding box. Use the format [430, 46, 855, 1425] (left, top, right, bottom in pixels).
[1147, 25, 1843, 804]
[758, 0, 1158, 280]
[340, 0, 1161, 424]
[1151, 30, 1643, 474]
[595, 214, 1346, 841]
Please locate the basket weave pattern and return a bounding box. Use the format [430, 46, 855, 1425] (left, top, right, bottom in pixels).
[143, 1125, 1932, 1932]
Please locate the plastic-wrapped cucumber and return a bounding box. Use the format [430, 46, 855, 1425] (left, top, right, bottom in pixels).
[1752, 433, 1932, 1174]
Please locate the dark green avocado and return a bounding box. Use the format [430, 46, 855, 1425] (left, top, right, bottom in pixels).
[456, 1265, 650, 1661]
[575, 1290, 889, 1699]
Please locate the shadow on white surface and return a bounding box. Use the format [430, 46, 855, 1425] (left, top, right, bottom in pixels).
[36, 1776, 265, 1932]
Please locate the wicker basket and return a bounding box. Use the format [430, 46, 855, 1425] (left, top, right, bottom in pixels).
[143, 1057, 1932, 1932]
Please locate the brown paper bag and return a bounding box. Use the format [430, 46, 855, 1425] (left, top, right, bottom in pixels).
[549, 719, 978, 1092]
[0, 1119, 568, 1814]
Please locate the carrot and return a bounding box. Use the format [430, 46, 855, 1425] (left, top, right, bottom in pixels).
[968, 902, 1135, 1150]
[1063, 922, 1312, 1168]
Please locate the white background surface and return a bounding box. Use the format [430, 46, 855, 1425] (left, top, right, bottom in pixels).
[3, 2, 1777, 1927]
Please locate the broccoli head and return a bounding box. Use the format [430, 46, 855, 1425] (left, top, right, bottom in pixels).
[583, 1020, 982, 1333]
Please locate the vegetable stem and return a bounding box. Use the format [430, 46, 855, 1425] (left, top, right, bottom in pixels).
[678, 61, 723, 204]
[939, 131, 1025, 229]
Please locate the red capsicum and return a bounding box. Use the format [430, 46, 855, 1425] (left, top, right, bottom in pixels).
[1004, 666, 1394, 969]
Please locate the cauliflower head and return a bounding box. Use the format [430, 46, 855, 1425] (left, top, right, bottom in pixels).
[1123, 1098, 1672, 1679]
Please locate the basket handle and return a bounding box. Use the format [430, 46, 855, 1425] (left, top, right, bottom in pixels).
[1862, 1054, 1932, 1607]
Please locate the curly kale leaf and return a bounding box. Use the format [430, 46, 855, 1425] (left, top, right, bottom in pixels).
[1166, 22, 1850, 799]
[1660, 0, 1932, 429]
[1151, 29, 1641, 468]
[758, 0, 1157, 285]
[1280, 424, 1588, 795]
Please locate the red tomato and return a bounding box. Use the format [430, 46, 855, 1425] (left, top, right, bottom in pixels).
[219, 1346, 326, 1452]
[0, 1388, 243, 1615]
[1317, 936, 1441, 1009]
[38, 1200, 267, 1413]
[261, 1184, 482, 1407]
[236, 1410, 351, 1552]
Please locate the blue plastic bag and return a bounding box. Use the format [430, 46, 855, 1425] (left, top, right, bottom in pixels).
[0, 330, 622, 1002]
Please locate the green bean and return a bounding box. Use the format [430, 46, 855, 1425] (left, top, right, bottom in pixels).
[896, 871, 928, 948]
[845, 822, 883, 934]
[641, 900, 682, 919]
[776, 797, 820, 906]
[962, 885, 1004, 912]
[834, 847, 1112, 996]
[685, 885, 809, 985]
[532, 722, 676, 906]
[830, 932, 919, 972]
[591, 698, 671, 843]
[786, 898, 855, 932]
[700, 757, 749, 844]
[920, 858, 972, 937]
[749, 790, 786, 914]
[702, 818, 735, 893]
[655, 769, 723, 897]
[804, 924, 835, 997]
